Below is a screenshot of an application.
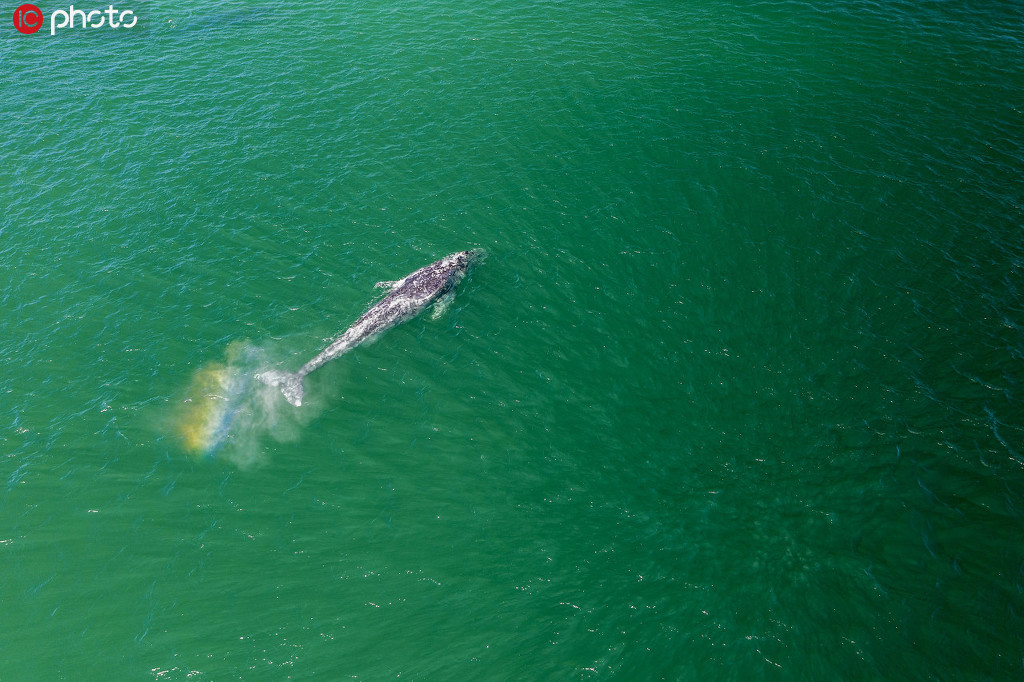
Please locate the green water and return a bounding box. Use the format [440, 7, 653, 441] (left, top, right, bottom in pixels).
[3, 1, 1024, 679]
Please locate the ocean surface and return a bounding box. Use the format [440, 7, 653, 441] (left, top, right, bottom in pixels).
[3, 1, 1024, 679]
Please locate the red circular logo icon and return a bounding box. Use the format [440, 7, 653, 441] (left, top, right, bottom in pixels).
[13, 4, 43, 34]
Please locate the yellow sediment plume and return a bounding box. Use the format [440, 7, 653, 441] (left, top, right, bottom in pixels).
[177, 362, 233, 455]
[173, 340, 289, 467]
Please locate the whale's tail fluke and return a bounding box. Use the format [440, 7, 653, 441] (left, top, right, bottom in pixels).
[256, 369, 305, 407]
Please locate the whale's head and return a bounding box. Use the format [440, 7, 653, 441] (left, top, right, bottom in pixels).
[457, 248, 487, 270]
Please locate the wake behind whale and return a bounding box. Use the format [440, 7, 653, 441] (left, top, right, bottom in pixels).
[175, 340, 311, 467]
[258, 249, 485, 406]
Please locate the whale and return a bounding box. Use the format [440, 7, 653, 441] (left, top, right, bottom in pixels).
[257, 249, 485, 406]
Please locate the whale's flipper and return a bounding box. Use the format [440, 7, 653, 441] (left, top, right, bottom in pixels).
[374, 279, 401, 290]
[256, 370, 305, 407]
[430, 288, 456, 319]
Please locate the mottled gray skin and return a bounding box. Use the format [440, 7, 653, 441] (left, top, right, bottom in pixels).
[257, 249, 484, 406]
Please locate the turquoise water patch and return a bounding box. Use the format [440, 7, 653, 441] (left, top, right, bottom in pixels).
[2, 1, 1023, 679]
